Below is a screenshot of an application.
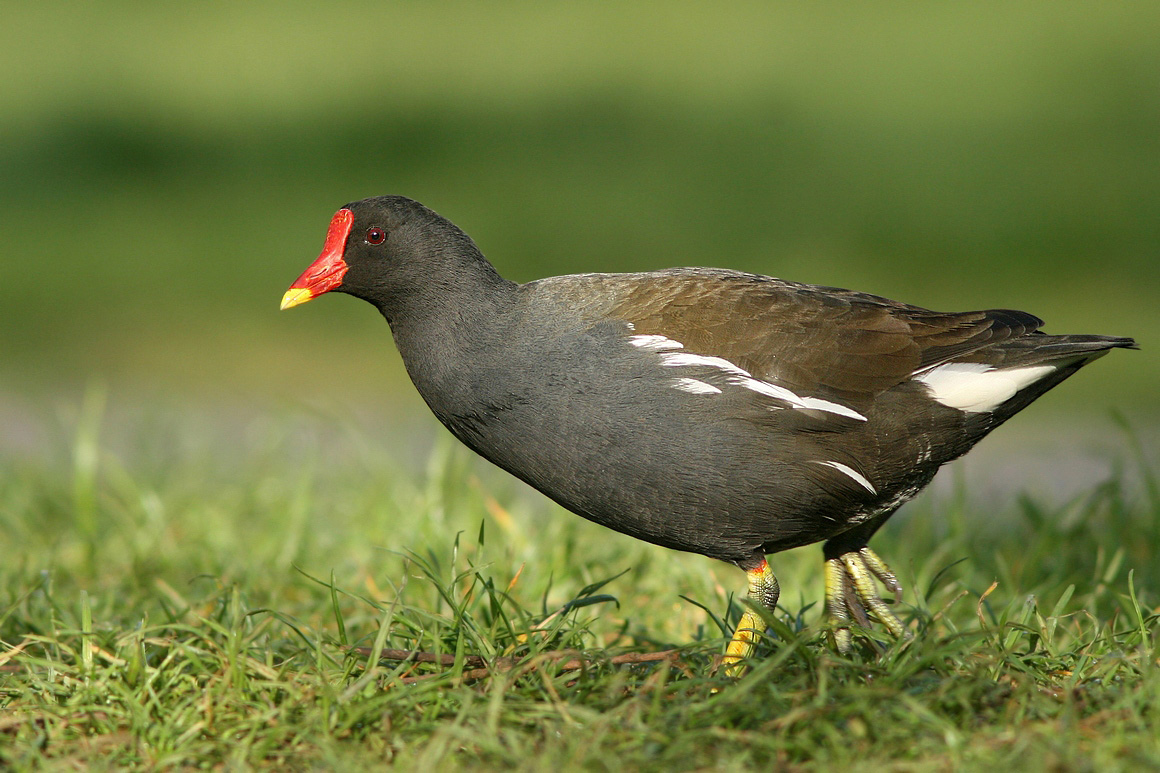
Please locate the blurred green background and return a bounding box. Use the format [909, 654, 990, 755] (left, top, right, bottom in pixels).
[2, 2, 1156, 433]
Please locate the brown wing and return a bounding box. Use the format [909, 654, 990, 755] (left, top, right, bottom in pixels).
[604, 269, 1043, 411]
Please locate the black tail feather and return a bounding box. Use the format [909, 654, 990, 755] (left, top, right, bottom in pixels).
[975, 333, 1137, 369]
[962, 333, 1136, 436]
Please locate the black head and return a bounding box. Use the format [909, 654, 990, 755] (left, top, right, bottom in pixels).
[281, 195, 501, 315]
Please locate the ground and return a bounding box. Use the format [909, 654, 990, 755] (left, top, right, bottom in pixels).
[0, 403, 1156, 770]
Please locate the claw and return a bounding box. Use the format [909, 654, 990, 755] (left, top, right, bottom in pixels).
[825, 547, 909, 651]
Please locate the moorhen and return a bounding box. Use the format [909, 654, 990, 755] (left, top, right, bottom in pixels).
[282, 195, 1135, 666]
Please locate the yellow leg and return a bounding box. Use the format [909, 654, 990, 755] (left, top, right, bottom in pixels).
[722, 559, 780, 675]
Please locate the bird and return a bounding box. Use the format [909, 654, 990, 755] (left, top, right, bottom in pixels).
[281, 195, 1136, 668]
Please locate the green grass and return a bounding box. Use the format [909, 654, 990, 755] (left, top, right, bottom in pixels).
[1, 397, 1157, 770]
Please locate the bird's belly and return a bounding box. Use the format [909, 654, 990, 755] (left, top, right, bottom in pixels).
[423, 336, 955, 564]
[440, 383, 859, 563]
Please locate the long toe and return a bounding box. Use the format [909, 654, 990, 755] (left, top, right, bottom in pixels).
[825, 548, 910, 652]
[858, 547, 903, 600]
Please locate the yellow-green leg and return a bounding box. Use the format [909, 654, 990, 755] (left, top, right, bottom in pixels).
[824, 546, 908, 652]
[722, 559, 780, 675]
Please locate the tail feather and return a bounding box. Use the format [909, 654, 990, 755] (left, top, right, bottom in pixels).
[961, 332, 1135, 431]
[969, 333, 1137, 369]
[914, 332, 1135, 418]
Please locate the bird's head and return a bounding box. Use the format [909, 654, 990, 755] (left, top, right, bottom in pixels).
[281, 195, 486, 312]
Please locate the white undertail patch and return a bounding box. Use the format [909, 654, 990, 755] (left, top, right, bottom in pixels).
[671, 377, 723, 395]
[815, 461, 877, 494]
[914, 363, 1058, 413]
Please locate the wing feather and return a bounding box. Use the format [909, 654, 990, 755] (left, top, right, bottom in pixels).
[599, 270, 1044, 410]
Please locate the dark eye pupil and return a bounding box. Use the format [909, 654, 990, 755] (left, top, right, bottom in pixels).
[366, 228, 386, 245]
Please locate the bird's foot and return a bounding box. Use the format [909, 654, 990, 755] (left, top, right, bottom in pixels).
[721, 559, 780, 676]
[824, 546, 909, 652]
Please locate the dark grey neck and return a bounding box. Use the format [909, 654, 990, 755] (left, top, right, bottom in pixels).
[373, 247, 518, 337]
[370, 245, 521, 414]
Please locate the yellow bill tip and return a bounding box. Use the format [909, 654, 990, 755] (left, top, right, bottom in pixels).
[280, 287, 315, 310]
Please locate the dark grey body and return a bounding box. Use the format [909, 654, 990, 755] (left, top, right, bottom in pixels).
[324, 196, 1135, 570]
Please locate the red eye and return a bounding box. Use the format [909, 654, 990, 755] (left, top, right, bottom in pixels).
[366, 227, 386, 245]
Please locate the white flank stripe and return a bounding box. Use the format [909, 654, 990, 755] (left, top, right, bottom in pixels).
[914, 363, 1058, 413]
[815, 461, 877, 494]
[659, 351, 749, 376]
[655, 350, 867, 421]
[799, 396, 868, 421]
[728, 376, 868, 421]
[629, 334, 684, 351]
[671, 377, 722, 395]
